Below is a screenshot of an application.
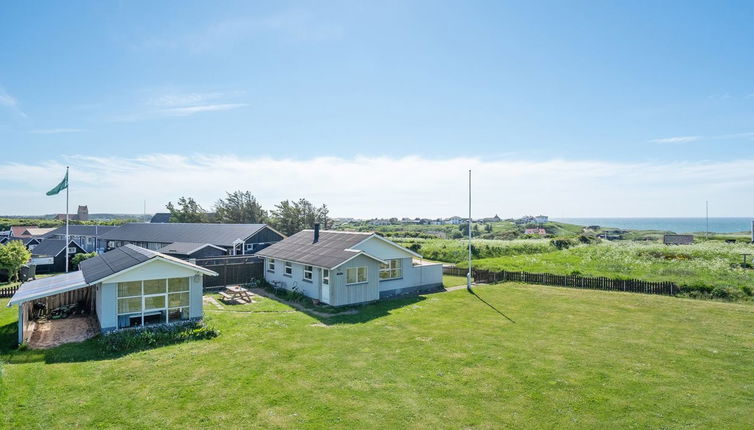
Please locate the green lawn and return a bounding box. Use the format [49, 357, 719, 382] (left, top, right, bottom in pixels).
[1, 285, 754, 428]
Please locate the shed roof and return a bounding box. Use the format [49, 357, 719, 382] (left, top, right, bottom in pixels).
[7, 271, 87, 306]
[98, 223, 272, 247]
[255, 230, 384, 269]
[157, 242, 225, 256]
[31, 239, 82, 257]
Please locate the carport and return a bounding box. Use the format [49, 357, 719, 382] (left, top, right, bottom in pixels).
[7, 271, 97, 346]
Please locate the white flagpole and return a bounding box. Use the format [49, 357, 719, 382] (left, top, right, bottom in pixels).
[65, 166, 69, 273]
[467, 169, 472, 291]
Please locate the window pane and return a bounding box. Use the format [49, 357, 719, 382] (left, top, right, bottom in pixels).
[347, 268, 357, 284]
[144, 279, 166, 295]
[380, 262, 389, 270]
[144, 295, 166, 310]
[168, 308, 189, 322]
[392, 269, 401, 278]
[169, 292, 190, 307]
[168, 277, 189, 292]
[393, 259, 402, 269]
[118, 281, 141, 297]
[358, 267, 367, 282]
[118, 297, 142, 314]
[118, 313, 142, 329]
[380, 270, 390, 279]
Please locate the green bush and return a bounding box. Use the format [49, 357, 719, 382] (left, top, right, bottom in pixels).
[96, 320, 219, 353]
[550, 238, 575, 250]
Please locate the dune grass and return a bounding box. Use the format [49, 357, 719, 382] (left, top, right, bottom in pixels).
[1, 285, 753, 429]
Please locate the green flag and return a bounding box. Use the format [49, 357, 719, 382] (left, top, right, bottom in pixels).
[46, 171, 68, 196]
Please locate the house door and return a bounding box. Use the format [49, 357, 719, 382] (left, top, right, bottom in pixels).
[320, 269, 330, 303]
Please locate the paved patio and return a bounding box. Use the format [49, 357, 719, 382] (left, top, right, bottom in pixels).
[27, 316, 98, 349]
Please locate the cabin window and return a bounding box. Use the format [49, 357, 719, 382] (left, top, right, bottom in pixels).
[116, 277, 191, 329]
[346, 266, 368, 285]
[284, 261, 292, 276]
[303, 265, 313, 281]
[379, 259, 403, 280]
[322, 269, 329, 285]
[268, 258, 275, 272]
[68, 246, 77, 254]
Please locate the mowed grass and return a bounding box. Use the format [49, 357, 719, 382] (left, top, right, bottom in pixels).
[1, 285, 754, 429]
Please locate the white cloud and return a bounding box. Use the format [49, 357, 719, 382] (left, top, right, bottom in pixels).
[113, 91, 248, 121]
[0, 88, 27, 118]
[1, 154, 754, 218]
[158, 103, 248, 117]
[29, 128, 87, 135]
[651, 132, 754, 144]
[650, 136, 702, 144]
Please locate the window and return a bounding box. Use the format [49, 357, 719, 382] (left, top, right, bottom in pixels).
[284, 261, 292, 276]
[379, 259, 403, 280]
[245, 243, 253, 252]
[116, 277, 191, 329]
[268, 258, 275, 272]
[68, 246, 77, 254]
[322, 269, 329, 285]
[303, 265, 313, 281]
[346, 266, 368, 285]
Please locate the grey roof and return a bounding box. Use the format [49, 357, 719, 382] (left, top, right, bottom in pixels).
[150, 213, 171, 223]
[31, 239, 82, 257]
[98, 223, 270, 247]
[78, 243, 215, 284]
[44, 225, 117, 238]
[256, 230, 380, 269]
[9, 244, 217, 306]
[157, 242, 223, 255]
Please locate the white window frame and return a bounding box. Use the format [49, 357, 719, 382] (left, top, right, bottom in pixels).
[379, 259, 403, 280]
[267, 258, 275, 272]
[116, 277, 191, 329]
[68, 246, 78, 254]
[284, 261, 292, 277]
[303, 265, 313, 281]
[346, 266, 368, 285]
[322, 269, 329, 285]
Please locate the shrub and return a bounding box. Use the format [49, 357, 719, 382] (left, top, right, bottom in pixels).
[550, 238, 575, 250]
[96, 320, 219, 353]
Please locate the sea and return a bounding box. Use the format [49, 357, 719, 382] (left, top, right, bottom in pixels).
[552, 218, 754, 234]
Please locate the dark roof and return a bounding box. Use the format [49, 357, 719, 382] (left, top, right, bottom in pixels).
[256, 230, 379, 269]
[44, 225, 117, 238]
[98, 223, 272, 247]
[150, 213, 171, 223]
[157, 242, 224, 255]
[78, 243, 214, 284]
[31, 239, 82, 257]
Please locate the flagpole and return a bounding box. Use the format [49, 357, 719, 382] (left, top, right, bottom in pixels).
[467, 169, 472, 291]
[65, 166, 69, 273]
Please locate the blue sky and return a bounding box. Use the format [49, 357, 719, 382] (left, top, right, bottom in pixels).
[1, 1, 753, 217]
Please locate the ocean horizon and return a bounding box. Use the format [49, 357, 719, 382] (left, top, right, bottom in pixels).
[553, 217, 754, 234]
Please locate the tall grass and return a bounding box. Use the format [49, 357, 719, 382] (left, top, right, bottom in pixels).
[395, 238, 552, 263]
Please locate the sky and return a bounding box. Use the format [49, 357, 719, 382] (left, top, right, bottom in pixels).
[1, 1, 753, 218]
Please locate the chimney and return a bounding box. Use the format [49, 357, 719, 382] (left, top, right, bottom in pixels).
[314, 223, 320, 243]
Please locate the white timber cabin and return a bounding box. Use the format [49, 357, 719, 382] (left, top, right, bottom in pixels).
[7, 244, 217, 345]
[256, 225, 443, 306]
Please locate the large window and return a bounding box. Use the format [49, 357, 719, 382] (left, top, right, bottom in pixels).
[346, 267, 368, 285]
[116, 277, 191, 329]
[284, 261, 292, 276]
[322, 269, 329, 285]
[303, 265, 313, 281]
[267, 258, 275, 272]
[379, 259, 403, 280]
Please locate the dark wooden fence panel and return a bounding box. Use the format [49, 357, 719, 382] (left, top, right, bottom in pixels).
[193, 256, 264, 289]
[443, 266, 677, 296]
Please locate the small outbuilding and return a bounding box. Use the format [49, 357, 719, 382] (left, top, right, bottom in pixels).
[7, 244, 217, 346]
[157, 242, 227, 259]
[30, 239, 87, 273]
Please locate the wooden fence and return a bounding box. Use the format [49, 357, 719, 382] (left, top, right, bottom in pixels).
[443, 266, 677, 296]
[0, 285, 19, 298]
[193, 255, 264, 289]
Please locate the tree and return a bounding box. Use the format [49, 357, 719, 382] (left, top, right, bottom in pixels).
[71, 252, 96, 269]
[214, 191, 268, 224]
[270, 198, 330, 236]
[0, 241, 31, 282]
[166, 196, 207, 223]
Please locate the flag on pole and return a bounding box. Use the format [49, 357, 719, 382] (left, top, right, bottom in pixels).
[46, 171, 69, 196]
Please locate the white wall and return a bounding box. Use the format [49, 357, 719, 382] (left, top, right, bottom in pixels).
[263, 257, 322, 300]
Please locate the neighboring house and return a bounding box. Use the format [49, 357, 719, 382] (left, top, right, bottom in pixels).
[9, 226, 55, 238]
[43, 225, 117, 253]
[664, 234, 694, 245]
[256, 225, 443, 306]
[30, 239, 87, 273]
[150, 213, 171, 223]
[55, 205, 89, 221]
[7, 244, 217, 345]
[157, 242, 227, 259]
[99, 223, 285, 255]
[0, 237, 41, 249]
[446, 216, 464, 225]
